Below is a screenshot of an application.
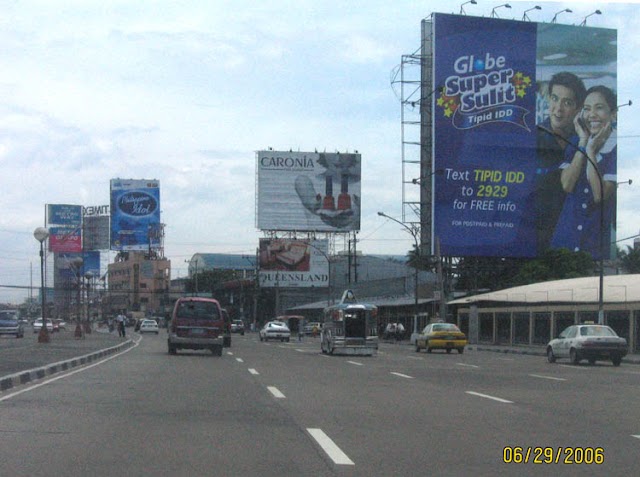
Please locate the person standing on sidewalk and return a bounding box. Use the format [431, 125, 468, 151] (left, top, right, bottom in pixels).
[116, 311, 126, 338]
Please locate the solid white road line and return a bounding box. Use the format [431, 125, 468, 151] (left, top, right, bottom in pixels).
[529, 374, 566, 381]
[632, 435, 640, 439]
[390, 372, 414, 379]
[248, 368, 259, 375]
[347, 361, 363, 366]
[456, 363, 479, 368]
[307, 428, 355, 465]
[466, 391, 513, 403]
[267, 386, 286, 399]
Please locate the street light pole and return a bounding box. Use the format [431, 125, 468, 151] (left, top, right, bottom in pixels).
[33, 227, 50, 344]
[378, 212, 420, 336]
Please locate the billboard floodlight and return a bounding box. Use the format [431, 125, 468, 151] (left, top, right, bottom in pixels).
[551, 8, 572, 23]
[522, 6, 541, 22]
[459, 0, 477, 15]
[580, 10, 602, 26]
[490, 3, 511, 18]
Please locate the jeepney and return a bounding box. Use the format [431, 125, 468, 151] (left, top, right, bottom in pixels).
[320, 290, 378, 356]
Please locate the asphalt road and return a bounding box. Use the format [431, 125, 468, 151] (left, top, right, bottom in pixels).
[1, 333, 639, 476]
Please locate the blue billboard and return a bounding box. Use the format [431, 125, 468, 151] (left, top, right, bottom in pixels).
[431, 14, 617, 259]
[110, 179, 161, 251]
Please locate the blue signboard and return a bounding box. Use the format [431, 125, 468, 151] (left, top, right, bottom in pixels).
[110, 179, 161, 251]
[47, 204, 82, 226]
[432, 14, 617, 259]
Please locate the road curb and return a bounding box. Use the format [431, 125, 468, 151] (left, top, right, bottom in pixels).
[0, 338, 135, 392]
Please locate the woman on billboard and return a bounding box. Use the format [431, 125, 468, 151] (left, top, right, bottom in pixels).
[551, 85, 617, 258]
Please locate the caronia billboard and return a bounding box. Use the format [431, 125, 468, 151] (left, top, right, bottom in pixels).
[258, 238, 329, 288]
[110, 179, 161, 251]
[256, 151, 361, 232]
[431, 14, 617, 259]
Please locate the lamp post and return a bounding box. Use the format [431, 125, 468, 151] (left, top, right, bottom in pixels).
[84, 271, 94, 334]
[459, 0, 476, 15]
[551, 8, 572, 23]
[491, 3, 511, 18]
[522, 6, 541, 22]
[33, 227, 50, 344]
[580, 10, 602, 27]
[537, 125, 606, 324]
[378, 211, 420, 337]
[70, 256, 84, 338]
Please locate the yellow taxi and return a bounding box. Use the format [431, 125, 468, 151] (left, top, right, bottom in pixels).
[415, 322, 467, 354]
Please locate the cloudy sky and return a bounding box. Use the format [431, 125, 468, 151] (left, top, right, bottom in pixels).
[1, 0, 639, 304]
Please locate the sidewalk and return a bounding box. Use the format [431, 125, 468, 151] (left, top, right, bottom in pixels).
[0, 327, 135, 392]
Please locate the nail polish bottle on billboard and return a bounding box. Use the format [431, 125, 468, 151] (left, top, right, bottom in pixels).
[322, 175, 335, 210]
[338, 174, 351, 211]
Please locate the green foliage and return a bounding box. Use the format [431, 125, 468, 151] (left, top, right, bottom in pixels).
[618, 245, 640, 273]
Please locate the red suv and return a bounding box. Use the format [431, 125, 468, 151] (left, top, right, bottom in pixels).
[168, 297, 226, 356]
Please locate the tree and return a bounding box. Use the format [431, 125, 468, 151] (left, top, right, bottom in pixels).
[618, 245, 640, 273]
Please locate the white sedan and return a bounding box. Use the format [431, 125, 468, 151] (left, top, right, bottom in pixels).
[139, 319, 159, 334]
[259, 321, 291, 342]
[33, 318, 54, 333]
[547, 324, 627, 366]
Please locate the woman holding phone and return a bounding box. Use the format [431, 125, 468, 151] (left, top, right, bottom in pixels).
[551, 85, 617, 258]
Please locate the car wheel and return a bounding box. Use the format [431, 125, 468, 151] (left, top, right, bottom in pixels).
[415, 344, 421, 353]
[168, 345, 177, 355]
[285, 337, 290, 342]
[570, 348, 580, 364]
[457, 348, 464, 354]
[588, 358, 596, 365]
[612, 356, 622, 367]
[259, 335, 263, 342]
[426, 347, 432, 353]
[446, 348, 452, 354]
[241, 331, 244, 336]
[211, 345, 223, 356]
[547, 347, 556, 363]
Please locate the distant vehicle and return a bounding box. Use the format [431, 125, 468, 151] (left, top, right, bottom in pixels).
[52, 319, 67, 332]
[303, 321, 321, 335]
[0, 311, 24, 338]
[415, 322, 467, 354]
[230, 319, 245, 335]
[259, 321, 291, 342]
[321, 290, 378, 356]
[139, 319, 160, 334]
[546, 324, 627, 366]
[168, 297, 226, 356]
[33, 318, 54, 334]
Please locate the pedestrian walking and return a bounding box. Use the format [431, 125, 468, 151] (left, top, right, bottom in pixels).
[116, 311, 126, 338]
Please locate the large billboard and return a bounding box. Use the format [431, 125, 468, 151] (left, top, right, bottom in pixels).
[47, 204, 83, 253]
[256, 151, 361, 232]
[258, 238, 329, 288]
[431, 14, 617, 259]
[110, 179, 161, 251]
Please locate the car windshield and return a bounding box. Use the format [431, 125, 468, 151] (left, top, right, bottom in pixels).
[580, 326, 616, 337]
[177, 301, 220, 320]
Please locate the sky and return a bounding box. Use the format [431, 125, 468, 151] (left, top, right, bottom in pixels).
[1, 0, 639, 304]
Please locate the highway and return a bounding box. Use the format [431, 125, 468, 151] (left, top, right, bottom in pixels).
[1, 333, 639, 476]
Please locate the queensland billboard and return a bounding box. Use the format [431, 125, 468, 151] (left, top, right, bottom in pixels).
[431, 14, 617, 259]
[258, 238, 329, 288]
[256, 151, 361, 232]
[110, 179, 161, 251]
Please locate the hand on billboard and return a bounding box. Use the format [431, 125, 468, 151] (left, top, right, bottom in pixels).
[294, 175, 360, 229]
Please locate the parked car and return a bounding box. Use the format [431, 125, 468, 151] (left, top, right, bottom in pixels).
[168, 297, 226, 356]
[303, 321, 321, 335]
[230, 320, 245, 335]
[139, 319, 159, 334]
[415, 322, 467, 354]
[259, 321, 291, 342]
[0, 313, 24, 338]
[546, 324, 627, 366]
[33, 318, 54, 334]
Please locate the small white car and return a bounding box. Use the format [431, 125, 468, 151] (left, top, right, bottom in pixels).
[546, 324, 627, 366]
[139, 319, 159, 334]
[33, 318, 54, 333]
[259, 321, 291, 342]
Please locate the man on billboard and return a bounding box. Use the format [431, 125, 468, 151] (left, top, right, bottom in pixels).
[535, 72, 586, 253]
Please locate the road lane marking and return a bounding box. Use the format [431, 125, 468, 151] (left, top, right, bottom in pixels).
[390, 372, 414, 379]
[466, 391, 513, 403]
[529, 374, 566, 381]
[632, 435, 640, 439]
[267, 386, 286, 399]
[236, 358, 244, 363]
[248, 368, 259, 375]
[307, 428, 355, 465]
[559, 364, 590, 370]
[407, 356, 423, 361]
[347, 361, 363, 366]
[227, 352, 233, 355]
[456, 363, 479, 368]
